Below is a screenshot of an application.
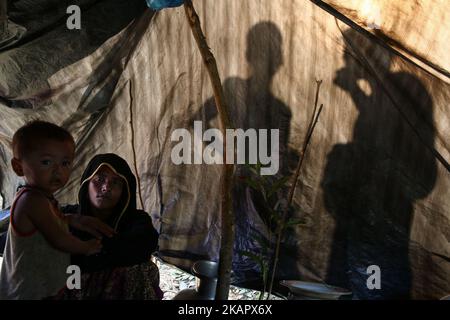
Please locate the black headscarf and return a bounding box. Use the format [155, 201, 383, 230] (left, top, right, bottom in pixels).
[78, 153, 136, 231]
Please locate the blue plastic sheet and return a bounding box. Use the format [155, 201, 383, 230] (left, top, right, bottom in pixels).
[0, 210, 9, 221]
[146, 0, 184, 10]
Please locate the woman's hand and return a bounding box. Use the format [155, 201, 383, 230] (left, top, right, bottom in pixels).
[66, 214, 116, 239]
[85, 239, 103, 256]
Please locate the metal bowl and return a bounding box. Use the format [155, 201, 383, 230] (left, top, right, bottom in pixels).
[280, 280, 352, 300]
[192, 260, 218, 279]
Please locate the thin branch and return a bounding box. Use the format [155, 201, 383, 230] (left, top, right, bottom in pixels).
[267, 80, 324, 297]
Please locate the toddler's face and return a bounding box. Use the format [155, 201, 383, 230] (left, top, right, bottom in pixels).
[88, 166, 124, 213]
[18, 140, 75, 195]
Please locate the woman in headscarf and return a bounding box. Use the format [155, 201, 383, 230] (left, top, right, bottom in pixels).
[56, 153, 162, 299]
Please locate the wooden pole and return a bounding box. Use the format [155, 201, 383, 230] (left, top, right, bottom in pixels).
[183, 0, 235, 300]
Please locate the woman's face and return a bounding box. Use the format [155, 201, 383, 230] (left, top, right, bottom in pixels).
[88, 166, 124, 215]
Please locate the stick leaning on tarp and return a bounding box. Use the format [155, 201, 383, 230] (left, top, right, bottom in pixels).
[183, 0, 234, 301]
[267, 80, 324, 298]
[146, 0, 235, 300]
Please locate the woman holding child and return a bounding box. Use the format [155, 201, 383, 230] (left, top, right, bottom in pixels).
[0, 121, 161, 300]
[58, 153, 162, 299]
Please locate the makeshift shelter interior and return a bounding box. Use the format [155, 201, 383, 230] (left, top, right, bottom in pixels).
[0, 0, 449, 299]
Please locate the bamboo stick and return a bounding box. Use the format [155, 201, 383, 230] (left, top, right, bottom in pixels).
[183, 0, 235, 300]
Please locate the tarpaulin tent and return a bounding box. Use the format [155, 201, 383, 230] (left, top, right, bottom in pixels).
[0, 0, 449, 299]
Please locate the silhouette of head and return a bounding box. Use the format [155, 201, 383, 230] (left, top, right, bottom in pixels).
[245, 22, 283, 78]
[334, 28, 393, 92]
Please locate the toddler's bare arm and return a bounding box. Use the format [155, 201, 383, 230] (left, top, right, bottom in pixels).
[15, 192, 102, 255]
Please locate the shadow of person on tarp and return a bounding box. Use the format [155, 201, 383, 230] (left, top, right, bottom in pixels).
[196, 21, 295, 176]
[190, 21, 301, 290]
[321, 28, 437, 299]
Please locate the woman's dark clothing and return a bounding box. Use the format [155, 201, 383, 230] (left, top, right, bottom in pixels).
[54, 261, 163, 300]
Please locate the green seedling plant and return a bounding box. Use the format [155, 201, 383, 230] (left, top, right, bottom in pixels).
[239, 163, 305, 300]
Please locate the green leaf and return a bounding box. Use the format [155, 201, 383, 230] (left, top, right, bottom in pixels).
[273, 199, 288, 214]
[258, 290, 264, 300]
[268, 206, 280, 218]
[244, 178, 260, 191]
[240, 251, 263, 264]
[284, 218, 307, 227]
[248, 164, 261, 177]
[250, 231, 271, 251]
[268, 208, 282, 224]
[243, 163, 253, 170]
[260, 188, 268, 203]
[268, 176, 290, 198]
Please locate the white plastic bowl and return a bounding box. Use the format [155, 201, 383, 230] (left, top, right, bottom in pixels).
[280, 280, 352, 300]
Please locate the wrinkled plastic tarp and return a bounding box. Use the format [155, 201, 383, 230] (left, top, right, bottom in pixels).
[0, 0, 449, 299]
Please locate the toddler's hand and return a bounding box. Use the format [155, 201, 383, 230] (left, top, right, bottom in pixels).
[85, 239, 102, 256]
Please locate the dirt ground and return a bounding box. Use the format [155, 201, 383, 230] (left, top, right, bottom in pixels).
[154, 256, 283, 300]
